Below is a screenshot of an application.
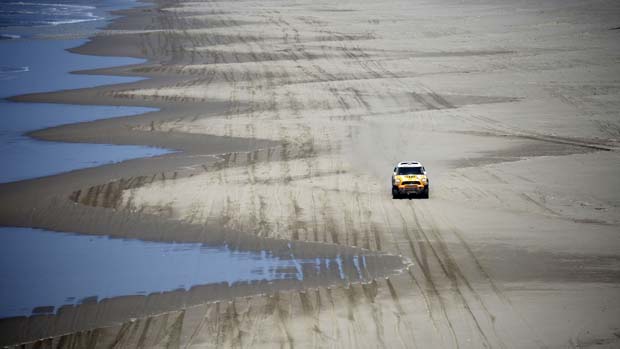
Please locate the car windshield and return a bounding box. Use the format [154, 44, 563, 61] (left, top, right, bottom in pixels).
[397, 167, 424, 175]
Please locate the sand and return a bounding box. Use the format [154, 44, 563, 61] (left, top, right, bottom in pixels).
[1, 0, 619, 347]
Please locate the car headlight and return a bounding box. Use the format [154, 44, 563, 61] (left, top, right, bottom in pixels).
[394, 178, 400, 184]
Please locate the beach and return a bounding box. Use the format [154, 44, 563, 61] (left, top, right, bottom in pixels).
[1, 0, 619, 347]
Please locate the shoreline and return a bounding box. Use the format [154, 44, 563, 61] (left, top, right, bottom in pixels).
[0, 1, 409, 345]
[0, 4, 177, 183]
[1, 0, 619, 347]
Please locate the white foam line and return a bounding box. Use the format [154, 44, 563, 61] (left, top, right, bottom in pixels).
[0, 34, 21, 39]
[47, 17, 101, 26]
[6, 2, 96, 10]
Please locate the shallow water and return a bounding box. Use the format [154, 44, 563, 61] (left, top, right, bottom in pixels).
[0, 0, 142, 39]
[0, 227, 362, 318]
[0, 101, 171, 183]
[0, 38, 145, 98]
[0, 2, 101, 28]
[0, 38, 172, 183]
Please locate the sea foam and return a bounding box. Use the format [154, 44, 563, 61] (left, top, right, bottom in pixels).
[0, 2, 102, 28]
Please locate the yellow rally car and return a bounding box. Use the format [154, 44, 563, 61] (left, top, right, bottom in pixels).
[392, 161, 429, 199]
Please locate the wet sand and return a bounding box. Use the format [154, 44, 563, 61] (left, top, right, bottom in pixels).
[2, 0, 620, 347]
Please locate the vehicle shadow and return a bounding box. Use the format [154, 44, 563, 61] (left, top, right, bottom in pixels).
[392, 194, 429, 200]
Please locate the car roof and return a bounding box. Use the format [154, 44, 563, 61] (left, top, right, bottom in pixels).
[396, 161, 422, 167]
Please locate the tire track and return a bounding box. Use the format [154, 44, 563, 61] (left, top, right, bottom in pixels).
[387, 200, 460, 348]
[418, 204, 548, 348]
[407, 203, 505, 348]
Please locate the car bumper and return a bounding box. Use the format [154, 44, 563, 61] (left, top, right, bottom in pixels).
[397, 185, 427, 194]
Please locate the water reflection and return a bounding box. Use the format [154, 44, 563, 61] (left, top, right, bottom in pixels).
[0, 227, 367, 318]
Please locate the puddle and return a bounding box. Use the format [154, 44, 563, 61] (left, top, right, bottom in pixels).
[0, 227, 369, 318]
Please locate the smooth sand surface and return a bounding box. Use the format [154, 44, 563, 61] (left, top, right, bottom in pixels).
[1, 0, 619, 347]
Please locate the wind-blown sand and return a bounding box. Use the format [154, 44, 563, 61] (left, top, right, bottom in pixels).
[1, 0, 619, 347]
